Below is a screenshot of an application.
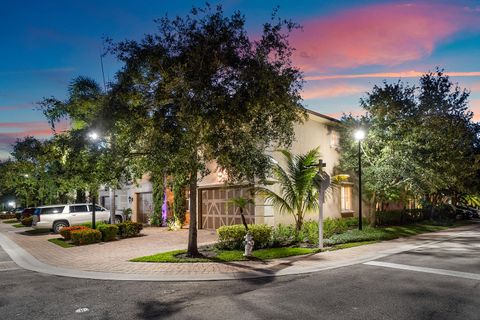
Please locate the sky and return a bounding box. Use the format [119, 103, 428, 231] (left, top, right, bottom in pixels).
[1, 0, 480, 160]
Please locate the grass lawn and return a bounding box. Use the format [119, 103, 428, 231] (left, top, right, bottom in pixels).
[48, 238, 75, 248]
[12, 223, 27, 228]
[131, 247, 319, 263]
[2, 219, 18, 224]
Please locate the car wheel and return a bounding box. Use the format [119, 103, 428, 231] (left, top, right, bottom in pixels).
[53, 221, 69, 234]
[114, 216, 122, 224]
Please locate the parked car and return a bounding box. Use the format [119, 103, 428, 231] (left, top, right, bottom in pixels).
[14, 207, 24, 220]
[453, 204, 479, 219]
[32, 203, 124, 233]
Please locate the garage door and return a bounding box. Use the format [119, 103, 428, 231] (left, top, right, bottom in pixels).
[200, 186, 255, 229]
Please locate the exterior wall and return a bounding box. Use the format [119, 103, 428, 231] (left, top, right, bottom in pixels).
[197, 111, 349, 228]
[263, 112, 343, 226]
[98, 173, 153, 222]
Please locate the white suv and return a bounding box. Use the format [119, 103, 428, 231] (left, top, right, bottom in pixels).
[32, 203, 123, 233]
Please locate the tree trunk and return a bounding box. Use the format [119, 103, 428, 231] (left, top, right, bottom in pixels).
[109, 187, 116, 224]
[187, 167, 200, 257]
[295, 213, 303, 232]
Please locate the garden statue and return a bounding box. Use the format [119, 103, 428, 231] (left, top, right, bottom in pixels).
[244, 232, 254, 257]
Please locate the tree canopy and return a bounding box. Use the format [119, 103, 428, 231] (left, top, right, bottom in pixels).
[338, 69, 480, 210]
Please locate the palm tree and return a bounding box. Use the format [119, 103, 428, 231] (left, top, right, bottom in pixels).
[256, 148, 321, 231]
[229, 196, 254, 231]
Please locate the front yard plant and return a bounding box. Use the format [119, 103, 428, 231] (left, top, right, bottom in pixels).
[117, 221, 143, 238]
[98, 224, 119, 241]
[60, 226, 89, 240]
[21, 216, 33, 227]
[71, 228, 102, 245]
[217, 224, 272, 250]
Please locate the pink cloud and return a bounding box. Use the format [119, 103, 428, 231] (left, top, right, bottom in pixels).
[0, 121, 70, 147]
[471, 99, 480, 122]
[469, 82, 480, 93]
[291, 3, 478, 72]
[302, 83, 367, 99]
[305, 71, 480, 81]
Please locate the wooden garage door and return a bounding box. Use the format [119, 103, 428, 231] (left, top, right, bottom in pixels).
[200, 186, 254, 229]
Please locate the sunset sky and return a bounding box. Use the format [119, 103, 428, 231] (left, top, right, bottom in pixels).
[1, 0, 480, 159]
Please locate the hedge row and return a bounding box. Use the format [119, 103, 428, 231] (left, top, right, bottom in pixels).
[59, 221, 143, 245]
[375, 205, 457, 226]
[217, 218, 370, 249]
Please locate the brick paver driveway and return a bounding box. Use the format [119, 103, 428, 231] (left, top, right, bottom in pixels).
[0, 223, 221, 274]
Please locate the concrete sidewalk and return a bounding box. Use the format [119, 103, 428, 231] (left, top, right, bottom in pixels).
[0, 221, 478, 281]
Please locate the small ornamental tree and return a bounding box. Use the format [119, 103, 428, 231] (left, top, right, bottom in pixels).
[256, 149, 320, 231]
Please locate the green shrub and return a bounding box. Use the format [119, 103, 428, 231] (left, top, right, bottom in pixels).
[324, 227, 394, 245]
[376, 209, 429, 226]
[343, 217, 369, 229]
[80, 221, 107, 229]
[271, 224, 297, 247]
[21, 216, 33, 227]
[0, 213, 16, 220]
[217, 224, 272, 249]
[117, 221, 143, 238]
[97, 224, 119, 241]
[70, 229, 102, 245]
[60, 226, 89, 240]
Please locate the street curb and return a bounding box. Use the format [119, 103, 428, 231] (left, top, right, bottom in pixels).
[0, 224, 478, 282]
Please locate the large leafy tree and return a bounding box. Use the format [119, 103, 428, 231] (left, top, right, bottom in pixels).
[338, 69, 480, 211]
[40, 77, 134, 212]
[102, 5, 305, 256]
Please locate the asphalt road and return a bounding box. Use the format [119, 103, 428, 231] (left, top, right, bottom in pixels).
[0, 225, 479, 320]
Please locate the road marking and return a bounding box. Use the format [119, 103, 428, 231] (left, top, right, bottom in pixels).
[364, 261, 480, 281]
[75, 308, 89, 313]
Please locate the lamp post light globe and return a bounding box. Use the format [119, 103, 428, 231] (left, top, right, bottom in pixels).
[88, 131, 99, 141]
[354, 129, 365, 141]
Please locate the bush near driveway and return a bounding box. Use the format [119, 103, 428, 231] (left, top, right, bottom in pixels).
[0, 213, 16, 220]
[60, 226, 89, 240]
[20, 216, 33, 227]
[70, 228, 102, 245]
[217, 224, 272, 249]
[80, 221, 107, 229]
[97, 224, 119, 241]
[117, 221, 143, 238]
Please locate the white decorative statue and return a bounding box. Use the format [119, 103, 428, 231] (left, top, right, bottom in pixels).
[244, 232, 254, 257]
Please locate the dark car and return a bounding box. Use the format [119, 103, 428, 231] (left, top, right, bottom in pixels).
[14, 207, 24, 220]
[20, 207, 36, 220]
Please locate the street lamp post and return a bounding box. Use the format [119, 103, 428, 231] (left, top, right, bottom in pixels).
[354, 129, 365, 231]
[88, 131, 99, 229]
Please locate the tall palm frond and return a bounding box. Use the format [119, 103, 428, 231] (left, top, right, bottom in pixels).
[255, 148, 322, 231]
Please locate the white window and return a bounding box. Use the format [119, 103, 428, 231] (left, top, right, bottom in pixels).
[341, 185, 353, 212]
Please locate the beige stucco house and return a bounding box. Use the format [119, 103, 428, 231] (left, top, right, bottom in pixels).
[99, 109, 365, 229]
